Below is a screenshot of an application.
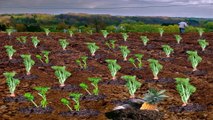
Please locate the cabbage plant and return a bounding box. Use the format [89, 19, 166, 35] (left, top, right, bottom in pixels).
[105, 40, 116, 50]
[198, 39, 209, 51]
[52, 66, 71, 87]
[119, 46, 130, 61]
[101, 30, 109, 38]
[68, 29, 74, 37]
[21, 54, 35, 75]
[86, 42, 99, 56]
[186, 51, 202, 71]
[158, 28, 164, 37]
[69, 93, 82, 111]
[148, 59, 163, 80]
[16, 36, 27, 44]
[122, 33, 128, 41]
[140, 36, 149, 46]
[76, 56, 88, 70]
[162, 45, 174, 57]
[105, 59, 121, 80]
[128, 54, 143, 69]
[6, 28, 14, 36]
[197, 28, 204, 37]
[4, 45, 16, 60]
[174, 35, 182, 44]
[31, 36, 40, 48]
[44, 28, 50, 36]
[59, 39, 69, 50]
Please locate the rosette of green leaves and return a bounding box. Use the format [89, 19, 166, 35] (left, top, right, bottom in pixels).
[148, 59, 163, 80]
[140, 36, 149, 46]
[31, 36, 40, 48]
[4, 45, 16, 60]
[105, 59, 121, 80]
[119, 46, 130, 61]
[162, 45, 174, 57]
[86, 42, 99, 56]
[101, 30, 109, 38]
[186, 51, 202, 71]
[122, 33, 129, 41]
[44, 28, 50, 36]
[158, 28, 164, 37]
[75, 56, 88, 69]
[59, 39, 69, 50]
[198, 39, 209, 51]
[174, 35, 182, 44]
[69, 93, 82, 111]
[21, 54, 35, 75]
[34, 86, 50, 108]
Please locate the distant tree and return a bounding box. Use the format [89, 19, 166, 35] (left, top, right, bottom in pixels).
[56, 22, 68, 31]
[15, 23, 27, 32]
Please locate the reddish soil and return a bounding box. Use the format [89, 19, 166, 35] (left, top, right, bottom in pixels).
[0, 32, 213, 120]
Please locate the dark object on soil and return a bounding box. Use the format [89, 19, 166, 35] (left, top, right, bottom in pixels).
[54, 50, 72, 54]
[105, 109, 164, 120]
[159, 57, 174, 62]
[145, 78, 175, 84]
[14, 74, 39, 80]
[184, 70, 207, 76]
[111, 98, 144, 109]
[99, 79, 126, 85]
[51, 84, 80, 91]
[80, 94, 106, 101]
[0, 58, 22, 65]
[74, 66, 96, 72]
[59, 109, 100, 117]
[169, 103, 207, 112]
[19, 106, 53, 114]
[3, 95, 27, 103]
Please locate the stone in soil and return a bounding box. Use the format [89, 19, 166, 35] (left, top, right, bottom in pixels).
[168, 103, 207, 112]
[184, 70, 207, 76]
[99, 79, 126, 85]
[3, 95, 27, 103]
[59, 109, 100, 117]
[145, 78, 175, 84]
[80, 94, 106, 101]
[19, 106, 53, 114]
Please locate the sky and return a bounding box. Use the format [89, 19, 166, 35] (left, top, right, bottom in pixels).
[0, 0, 213, 18]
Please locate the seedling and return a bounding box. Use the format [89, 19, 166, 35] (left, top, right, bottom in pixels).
[105, 59, 121, 80]
[148, 59, 163, 80]
[198, 39, 209, 51]
[122, 75, 141, 98]
[129, 54, 143, 69]
[16, 36, 27, 44]
[75, 56, 88, 69]
[158, 28, 164, 37]
[197, 28, 204, 37]
[79, 83, 91, 95]
[88, 77, 102, 95]
[86, 42, 99, 56]
[44, 28, 50, 36]
[61, 98, 73, 111]
[31, 36, 40, 48]
[69, 93, 82, 111]
[162, 45, 174, 57]
[68, 29, 74, 37]
[119, 46, 130, 61]
[175, 78, 196, 106]
[3, 72, 20, 97]
[6, 28, 14, 36]
[105, 40, 116, 50]
[122, 33, 128, 41]
[24, 93, 38, 107]
[101, 30, 109, 38]
[4, 45, 16, 60]
[186, 51, 202, 71]
[21, 54, 35, 75]
[51, 66, 71, 87]
[34, 86, 50, 108]
[140, 88, 167, 110]
[36, 50, 50, 64]
[174, 35, 182, 44]
[59, 39, 69, 50]
[140, 36, 149, 46]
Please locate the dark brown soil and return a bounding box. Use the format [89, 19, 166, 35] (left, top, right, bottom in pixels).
[0, 32, 213, 120]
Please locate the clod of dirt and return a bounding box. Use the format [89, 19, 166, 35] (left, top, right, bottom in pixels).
[184, 70, 208, 76]
[14, 74, 39, 80]
[80, 94, 106, 101]
[145, 78, 175, 84]
[159, 57, 175, 62]
[111, 98, 144, 109]
[19, 106, 53, 114]
[3, 95, 27, 103]
[168, 103, 207, 112]
[51, 84, 80, 91]
[59, 109, 100, 117]
[99, 79, 126, 85]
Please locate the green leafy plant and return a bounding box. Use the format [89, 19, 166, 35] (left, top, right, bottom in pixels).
[175, 78, 196, 106]
[140, 36, 149, 46]
[101, 30, 109, 38]
[21, 54, 35, 75]
[174, 35, 182, 44]
[119, 46, 130, 61]
[34, 86, 50, 108]
[158, 28, 164, 37]
[148, 59, 163, 80]
[51, 66, 72, 87]
[121, 75, 141, 98]
[105, 59, 121, 80]
[4, 45, 16, 60]
[75, 56, 88, 69]
[24, 93, 38, 107]
[162, 45, 174, 57]
[16, 36, 27, 44]
[36, 50, 50, 64]
[88, 77, 102, 95]
[122, 33, 129, 41]
[68, 29, 74, 37]
[44, 28, 50, 36]
[128, 54, 143, 69]
[31, 36, 40, 48]
[198, 39, 209, 51]
[59, 39, 69, 50]
[69, 93, 82, 111]
[79, 83, 91, 95]
[3, 72, 20, 97]
[105, 40, 116, 50]
[86, 42, 99, 56]
[6, 28, 14, 36]
[61, 98, 73, 111]
[186, 51, 202, 71]
[197, 28, 204, 37]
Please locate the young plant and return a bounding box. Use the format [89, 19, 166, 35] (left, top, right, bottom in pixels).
[44, 28, 50, 36]
[3, 72, 20, 97]
[175, 78, 196, 106]
[105, 59, 121, 80]
[148, 59, 163, 80]
[198, 39, 209, 51]
[140, 89, 167, 110]
[68, 29, 74, 37]
[101, 30, 109, 38]
[59, 39, 69, 50]
[61, 98, 73, 111]
[88, 77, 102, 95]
[122, 33, 129, 41]
[140, 36, 149, 46]
[75, 56, 88, 69]
[51, 66, 71, 87]
[105, 40, 116, 50]
[6, 28, 14, 36]
[186, 51, 202, 71]
[36, 51, 50, 64]
[162, 45, 174, 57]
[69, 93, 82, 111]
[174, 35, 182, 44]
[24, 93, 38, 107]
[31, 36, 40, 48]
[4, 45, 16, 60]
[79, 83, 91, 95]
[121, 75, 141, 98]
[158, 28, 164, 37]
[21, 54, 35, 75]
[34, 86, 50, 108]
[86, 42, 99, 56]
[128, 54, 143, 69]
[119, 46, 130, 61]
[16, 36, 27, 44]
[197, 28, 204, 37]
